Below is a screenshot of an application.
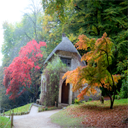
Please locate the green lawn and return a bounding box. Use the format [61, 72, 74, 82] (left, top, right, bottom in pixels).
[38, 106, 58, 112]
[51, 99, 128, 128]
[113, 98, 128, 105]
[4, 103, 32, 115]
[82, 98, 128, 107]
[0, 116, 11, 128]
[51, 108, 86, 128]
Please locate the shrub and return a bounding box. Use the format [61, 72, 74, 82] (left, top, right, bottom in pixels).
[41, 56, 67, 106]
[74, 98, 80, 104]
[88, 98, 92, 101]
[45, 107, 48, 110]
[100, 96, 104, 104]
[114, 95, 120, 100]
[72, 100, 74, 104]
[118, 78, 128, 98]
[82, 101, 86, 104]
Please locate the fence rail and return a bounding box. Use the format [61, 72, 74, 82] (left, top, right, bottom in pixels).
[4, 119, 10, 128]
[1, 103, 33, 128]
[0, 110, 13, 128]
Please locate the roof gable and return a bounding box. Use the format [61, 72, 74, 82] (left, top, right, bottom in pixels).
[44, 36, 84, 64]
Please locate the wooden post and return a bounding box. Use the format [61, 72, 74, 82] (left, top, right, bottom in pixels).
[55, 101, 57, 107]
[10, 109, 11, 119]
[0, 108, 1, 116]
[11, 110, 14, 128]
[3, 109, 4, 116]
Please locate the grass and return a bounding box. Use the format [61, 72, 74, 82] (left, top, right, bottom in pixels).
[51, 99, 128, 128]
[113, 98, 128, 105]
[51, 108, 86, 128]
[38, 106, 58, 112]
[0, 116, 11, 128]
[4, 103, 32, 115]
[82, 98, 128, 107]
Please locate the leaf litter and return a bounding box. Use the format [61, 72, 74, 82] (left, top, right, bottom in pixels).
[66, 104, 128, 128]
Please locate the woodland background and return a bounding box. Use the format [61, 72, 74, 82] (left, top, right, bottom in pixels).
[0, 0, 127, 111]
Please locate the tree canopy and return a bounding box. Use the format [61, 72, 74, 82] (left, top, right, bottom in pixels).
[3, 40, 46, 99]
[63, 33, 121, 109]
[0, 0, 127, 109]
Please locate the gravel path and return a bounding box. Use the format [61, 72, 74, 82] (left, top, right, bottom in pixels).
[13, 106, 61, 128]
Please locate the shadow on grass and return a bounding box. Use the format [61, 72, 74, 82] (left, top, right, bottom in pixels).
[79, 104, 127, 111]
[50, 109, 87, 128]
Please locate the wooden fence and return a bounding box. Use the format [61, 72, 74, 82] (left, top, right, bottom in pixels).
[0, 110, 14, 128]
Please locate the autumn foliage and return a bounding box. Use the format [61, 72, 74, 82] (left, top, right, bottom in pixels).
[3, 40, 46, 99]
[66, 103, 127, 128]
[63, 33, 121, 109]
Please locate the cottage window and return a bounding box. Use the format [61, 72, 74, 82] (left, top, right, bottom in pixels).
[60, 57, 71, 67]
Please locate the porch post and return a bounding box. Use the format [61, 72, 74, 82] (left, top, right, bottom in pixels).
[69, 84, 72, 104]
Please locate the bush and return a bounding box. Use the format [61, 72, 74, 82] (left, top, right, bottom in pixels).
[74, 99, 80, 104]
[115, 95, 120, 100]
[41, 56, 67, 106]
[82, 101, 86, 104]
[45, 107, 48, 110]
[100, 96, 104, 104]
[118, 79, 128, 98]
[88, 98, 92, 101]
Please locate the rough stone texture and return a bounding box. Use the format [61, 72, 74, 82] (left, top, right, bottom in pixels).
[40, 75, 47, 105]
[73, 87, 101, 102]
[57, 50, 84, 107]
[57, 50, 85, 70]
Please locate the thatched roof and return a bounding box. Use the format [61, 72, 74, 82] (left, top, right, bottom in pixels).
[44, 36, 85, 65]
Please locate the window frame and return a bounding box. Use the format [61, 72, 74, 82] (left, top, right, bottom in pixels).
[60, 57, 71, 67]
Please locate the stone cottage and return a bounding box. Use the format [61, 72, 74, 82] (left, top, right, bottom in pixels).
[40, 34, 100, 107]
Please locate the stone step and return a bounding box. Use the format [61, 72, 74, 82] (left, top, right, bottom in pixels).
[58, 103, 69, 109]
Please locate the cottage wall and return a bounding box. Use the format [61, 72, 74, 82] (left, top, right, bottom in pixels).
[57, 50, 101, 105]
[57, 50, 85, 106]
[73, 87, 101, 102]
[40, 36, 101, 107]
[40, 75, 47, 105]
[56, 50, 84, 70]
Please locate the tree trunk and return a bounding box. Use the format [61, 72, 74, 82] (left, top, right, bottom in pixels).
[110, 99, 114, 109]
[109, 94, 114, 109]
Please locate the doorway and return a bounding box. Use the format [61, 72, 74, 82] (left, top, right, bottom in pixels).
[61, 80, 69, 104]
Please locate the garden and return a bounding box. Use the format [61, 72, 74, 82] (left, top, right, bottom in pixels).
[51, 99, 128, 128]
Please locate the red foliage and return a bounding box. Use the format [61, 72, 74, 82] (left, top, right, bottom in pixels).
[3, 40, 46, 99]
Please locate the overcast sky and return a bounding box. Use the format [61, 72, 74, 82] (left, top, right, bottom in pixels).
[0, 0, 34, 66]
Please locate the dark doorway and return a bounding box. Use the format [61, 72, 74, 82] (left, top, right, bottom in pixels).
[61, 80, 69, 104]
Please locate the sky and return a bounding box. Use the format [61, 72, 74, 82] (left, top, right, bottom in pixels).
[0, 0, 32, 66]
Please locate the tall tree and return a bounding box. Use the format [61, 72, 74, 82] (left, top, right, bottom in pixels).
[2, 0, 44, 67]
[63, 33, 121, 109]
[42, 0, 127, 37]
[42, 0, 128, 93]
[39, 13, 63, 56]
[3, 40, 46, 99]
[0, 66, 5, 110]
[2, 22, 15, 67]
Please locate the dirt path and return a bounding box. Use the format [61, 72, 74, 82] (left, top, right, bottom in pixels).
[13, 106, 61, 128]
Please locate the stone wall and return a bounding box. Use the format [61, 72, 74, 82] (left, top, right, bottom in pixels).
[56, 50, 85, 70]
[39, 75, 47, 105]
[73, 87, 101, 102]
[40, 49, 101, 107]
[58, 50, 86, 105]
